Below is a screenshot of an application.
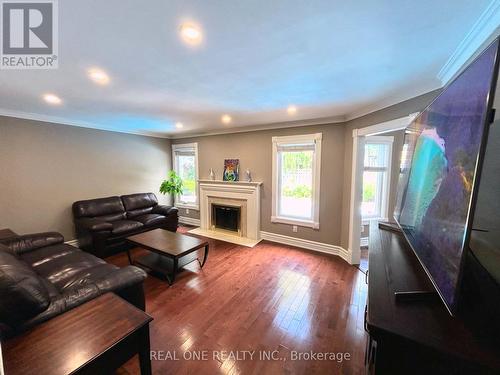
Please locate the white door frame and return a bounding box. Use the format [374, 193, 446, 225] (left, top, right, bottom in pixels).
[347, 113, 419, 264]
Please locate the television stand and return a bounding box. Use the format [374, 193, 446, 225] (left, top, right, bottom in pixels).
[365, 221, 500, 374]
[394, 290, 438, 302]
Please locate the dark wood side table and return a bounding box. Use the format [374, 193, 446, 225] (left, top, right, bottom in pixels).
[126, 228, 209, 285]
[0, 228, 17, 241]
[2, 293, 153, 375]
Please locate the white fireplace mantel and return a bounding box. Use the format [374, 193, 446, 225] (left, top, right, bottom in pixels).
[189, 180, 263, 247]
[198, 179, 263, 187]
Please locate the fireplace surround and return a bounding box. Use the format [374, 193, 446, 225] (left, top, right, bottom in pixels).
[189, 180, 262, 247]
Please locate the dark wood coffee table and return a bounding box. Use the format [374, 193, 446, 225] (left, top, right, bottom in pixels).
[126, 229, 209, 285]
[2, 293, 153, 375]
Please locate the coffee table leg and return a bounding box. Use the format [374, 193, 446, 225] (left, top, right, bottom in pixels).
[165, 258, 178, 285]
[127, 249, 133, 265]
[198, 245, 209, 268]
[138, 325, 152, 375]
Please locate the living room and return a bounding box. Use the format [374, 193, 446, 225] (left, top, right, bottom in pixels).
[1, 1, 500, 374]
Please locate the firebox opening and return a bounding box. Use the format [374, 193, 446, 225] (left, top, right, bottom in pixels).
[211, 204, 241, 234]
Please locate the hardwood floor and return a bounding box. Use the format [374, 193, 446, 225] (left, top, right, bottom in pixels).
[109, 226, 368, 375]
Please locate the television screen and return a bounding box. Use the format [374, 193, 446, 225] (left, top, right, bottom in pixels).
[394, 39, 500, 314]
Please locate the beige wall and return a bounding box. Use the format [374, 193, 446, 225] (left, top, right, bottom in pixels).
[173, 123, 346, 245]
[0, 116, 172, 240]
[340, 89, 441, 249]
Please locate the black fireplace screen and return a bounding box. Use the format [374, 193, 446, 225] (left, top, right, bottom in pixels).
[212, 204, 240, 232]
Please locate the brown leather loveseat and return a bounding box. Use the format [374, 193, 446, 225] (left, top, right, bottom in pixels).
[73, 192, 178, 258]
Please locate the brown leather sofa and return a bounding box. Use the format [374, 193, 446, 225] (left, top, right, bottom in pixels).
[73, 193, 178, 258]
[0, 231, 147, 338]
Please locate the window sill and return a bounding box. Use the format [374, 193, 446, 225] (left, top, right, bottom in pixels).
[175, 202, 199, 211]
[271, 216, 319, 229]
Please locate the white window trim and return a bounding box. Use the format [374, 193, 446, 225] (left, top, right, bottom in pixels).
[361, 135, 393, 224]
[172, 142, 199, 210]
[271, 133, 322, 229]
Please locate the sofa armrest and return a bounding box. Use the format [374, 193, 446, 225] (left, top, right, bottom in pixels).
[75, 218, 113, 232]
[0, 232, 64, 255]
[152, 205, 178, 216]
[18, 267, 147, 332]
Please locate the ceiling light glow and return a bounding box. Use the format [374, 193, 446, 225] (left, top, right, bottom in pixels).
[43, 93, 62, 105]
[179, 23, 202, 45]
[88, 68, 110, 85]
[175, 122, 184, 129]
[287, 105, 297, 115]
[221, 114, 232, 124]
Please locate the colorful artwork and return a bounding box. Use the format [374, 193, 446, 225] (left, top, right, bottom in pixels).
[394, 39, 499, 313]
[223, 159, 239, 181]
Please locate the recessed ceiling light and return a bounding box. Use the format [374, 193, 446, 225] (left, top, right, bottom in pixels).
[179, 22, 202, 45]
[287, 105, 297, 115]
[43, 93, 62, 105]
[175, 122, 184, 129]
[87, 68, 110, 85]
[221, 114, 232, 124]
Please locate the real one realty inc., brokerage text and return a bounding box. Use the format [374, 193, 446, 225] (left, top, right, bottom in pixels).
[151, 350, 351, 363]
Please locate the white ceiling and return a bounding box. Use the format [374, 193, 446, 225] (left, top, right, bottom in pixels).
[0, 0, 494, 138]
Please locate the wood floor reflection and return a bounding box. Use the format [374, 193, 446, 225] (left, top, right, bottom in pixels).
[110, 226, 367, 375]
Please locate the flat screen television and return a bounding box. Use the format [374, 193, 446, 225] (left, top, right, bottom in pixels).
[394, 38, 500, 315]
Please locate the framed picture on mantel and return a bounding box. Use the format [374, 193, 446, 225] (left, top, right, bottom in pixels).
[223, 159, 239, 181]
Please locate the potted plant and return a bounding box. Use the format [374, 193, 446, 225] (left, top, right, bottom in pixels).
[159, 171, 183, 201]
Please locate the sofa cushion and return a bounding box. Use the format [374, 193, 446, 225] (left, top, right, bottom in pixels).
[122, 193, 158, 218]
[58, 263, 119, 290]
[73, 196, 126, 219]
[20, 243, 109, 291]
[111, 220, 143, 234]
[0, 249, 50, 327]
[134, 213, 167, 227]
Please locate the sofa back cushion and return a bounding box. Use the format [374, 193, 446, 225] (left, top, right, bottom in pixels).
[121, 193, 158, 218]
[72, 196, 126, 221]
[0, 245, 50, 328]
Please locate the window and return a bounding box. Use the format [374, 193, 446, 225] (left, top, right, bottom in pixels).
[361, 136, 393, 221]
[272, 133, 322, 229]
[172, 143, 199, 209]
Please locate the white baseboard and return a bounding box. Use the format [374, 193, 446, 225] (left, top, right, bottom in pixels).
[178, 216, 201, 226]
[64, 227, 351, 264]
[260, 231, 350, 263]
[65, 239, 80, 248]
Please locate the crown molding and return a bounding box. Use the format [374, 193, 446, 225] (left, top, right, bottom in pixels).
[343, 85, 442, 122]
[0, 109, 171, 139]
[0, 108, 346, 140]
[438, 0, 500, 84]
[168, 114, 346, 139]
[0, 88, 440, 140]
